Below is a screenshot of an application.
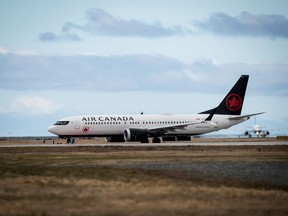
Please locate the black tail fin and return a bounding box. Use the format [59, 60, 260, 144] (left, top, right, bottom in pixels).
[200, 75, 249, 116]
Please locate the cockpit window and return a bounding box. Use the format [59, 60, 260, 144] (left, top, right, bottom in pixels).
[54, 121, 69, 125]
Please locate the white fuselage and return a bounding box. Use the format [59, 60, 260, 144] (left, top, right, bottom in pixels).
[48, 113, 247, 137]
[47, 75, 260, 142]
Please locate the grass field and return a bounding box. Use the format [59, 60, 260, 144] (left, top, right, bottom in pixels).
[0, 145, 288, 216]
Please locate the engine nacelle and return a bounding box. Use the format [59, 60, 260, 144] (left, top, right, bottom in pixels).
[124, 128, 148, 141]
[106, 135, 125, 142]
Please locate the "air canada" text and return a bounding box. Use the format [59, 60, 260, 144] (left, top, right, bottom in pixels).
[82, 116, 135, 122]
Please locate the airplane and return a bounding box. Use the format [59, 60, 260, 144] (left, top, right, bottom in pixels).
[48, 75, 264, 143]
[242, 116, 270, 137]
[244, 124, 270, 137]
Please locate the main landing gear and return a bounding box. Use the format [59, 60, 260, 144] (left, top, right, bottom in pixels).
[139, 137, 161, 143]
[66, 138, 75, 144]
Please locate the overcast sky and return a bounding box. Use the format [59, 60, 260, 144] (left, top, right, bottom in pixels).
[0, 0, 288, 136]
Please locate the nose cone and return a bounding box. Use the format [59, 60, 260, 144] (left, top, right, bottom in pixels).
[48, 125, 58, 135]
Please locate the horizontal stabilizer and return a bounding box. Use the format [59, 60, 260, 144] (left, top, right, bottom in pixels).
[229, 112, 265, 121]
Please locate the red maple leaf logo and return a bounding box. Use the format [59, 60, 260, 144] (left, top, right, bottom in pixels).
[82, 126, 89, 133]
[226, 94, 242, 111]
[228, 96, 239, 107]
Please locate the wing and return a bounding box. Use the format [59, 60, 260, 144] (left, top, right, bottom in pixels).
[146, 121, 216, 136]
[147, 122, 196, 134]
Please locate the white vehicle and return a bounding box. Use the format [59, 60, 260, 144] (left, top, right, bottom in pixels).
[48, 75, 263, 143]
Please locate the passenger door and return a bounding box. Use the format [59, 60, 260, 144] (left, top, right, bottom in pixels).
[74, 118, 80, 130]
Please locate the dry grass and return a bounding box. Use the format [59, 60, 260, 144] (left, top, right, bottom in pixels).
[1, 175, 287, 216]
[0, 146, 288, 216]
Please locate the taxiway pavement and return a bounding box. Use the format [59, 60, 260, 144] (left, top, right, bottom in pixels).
[0, 140, 287, 148]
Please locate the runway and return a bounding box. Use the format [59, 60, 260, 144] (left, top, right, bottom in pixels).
[1, 140, 287, 147]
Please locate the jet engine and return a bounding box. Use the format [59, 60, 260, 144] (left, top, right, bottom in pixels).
[124, 128, 148, 142]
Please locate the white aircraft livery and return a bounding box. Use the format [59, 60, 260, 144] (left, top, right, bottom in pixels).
[48, 75, 264, 143]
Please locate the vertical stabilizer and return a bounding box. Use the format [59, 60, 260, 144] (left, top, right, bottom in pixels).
[201, 75, 249, 116]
